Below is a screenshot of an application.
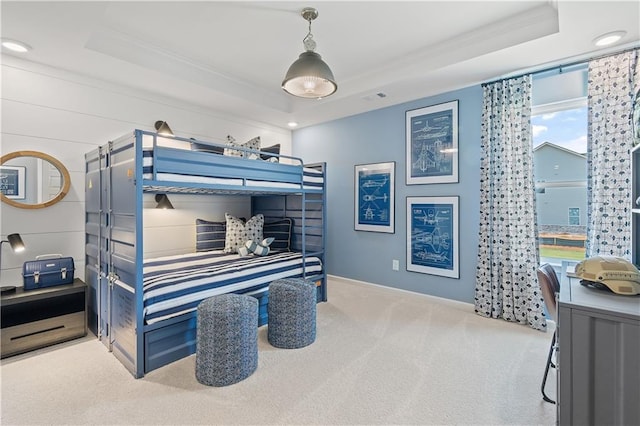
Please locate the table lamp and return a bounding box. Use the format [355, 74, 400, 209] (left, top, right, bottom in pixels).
[1, 233, 26, 293]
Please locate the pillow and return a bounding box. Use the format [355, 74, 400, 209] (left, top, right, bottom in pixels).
[190, 140, 225, 155]
[195, 219, 226, 252]
[238, 237, 275, 257]
[224, 135, 261, 159]
[224, 213, 264, 253]
[260, 144, 280, 162]
[263, 218, 292, 252]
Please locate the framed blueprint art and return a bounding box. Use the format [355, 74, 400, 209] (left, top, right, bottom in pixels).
[406, 196, 459, 278]
[406, 100, 458, 184]
[0, 165, 26, 200]
[355, 162, 395, 233]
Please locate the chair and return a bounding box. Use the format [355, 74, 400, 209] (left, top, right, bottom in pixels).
[537, 263, 561, 404]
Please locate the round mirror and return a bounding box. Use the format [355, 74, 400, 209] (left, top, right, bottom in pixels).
[0, 151, 71, 209]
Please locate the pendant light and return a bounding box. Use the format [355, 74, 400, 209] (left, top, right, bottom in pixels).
[282, 7, 337, 99]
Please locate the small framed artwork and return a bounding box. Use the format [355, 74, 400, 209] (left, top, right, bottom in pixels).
[406, 196, 459, 278]
[0, 165, 26, 200]
[406, 100, 459, 184]
[355, 161, 395, 233]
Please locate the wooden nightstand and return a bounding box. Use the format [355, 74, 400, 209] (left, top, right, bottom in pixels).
[1, 278, 87, 358]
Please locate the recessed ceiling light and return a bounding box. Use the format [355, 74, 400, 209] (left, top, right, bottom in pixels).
[288, 121, 299, 128]
[1, 39, 31, 53]
[593, 31, 626, 47]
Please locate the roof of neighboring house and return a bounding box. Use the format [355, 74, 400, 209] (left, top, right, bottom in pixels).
[533, 142, 586, 159]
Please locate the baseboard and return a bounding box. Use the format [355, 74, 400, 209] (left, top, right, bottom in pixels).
[327, 274, 475, 310]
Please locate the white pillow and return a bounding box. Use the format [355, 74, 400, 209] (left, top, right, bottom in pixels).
[223, 213, 264, 253]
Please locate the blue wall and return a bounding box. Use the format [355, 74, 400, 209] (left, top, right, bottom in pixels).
[293, 85, 483, 303]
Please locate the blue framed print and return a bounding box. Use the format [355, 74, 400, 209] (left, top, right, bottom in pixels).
[355, 162, 395, 233]
[406, 196, 459, 278]
[0, 165, 26, 200]
[406, 100, 458, 184]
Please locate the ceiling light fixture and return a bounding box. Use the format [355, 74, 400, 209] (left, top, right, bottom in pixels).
[282, 7, 337, 99]
[288, 121, 299, 128]
[593, 31, 626, 47]
[154, 120, 174, 136]
[1, 39, 31, 53]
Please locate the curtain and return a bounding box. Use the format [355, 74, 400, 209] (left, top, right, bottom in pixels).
[586, 49, 640, 258]
[475, 75, 547, 331]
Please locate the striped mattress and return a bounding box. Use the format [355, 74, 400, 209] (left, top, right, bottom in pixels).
[143, 250, 322, 325]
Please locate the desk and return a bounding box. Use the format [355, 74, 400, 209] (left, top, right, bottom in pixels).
[558, 276, 640, 425]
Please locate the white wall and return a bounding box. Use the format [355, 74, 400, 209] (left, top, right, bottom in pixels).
[0, 55, 291, 286]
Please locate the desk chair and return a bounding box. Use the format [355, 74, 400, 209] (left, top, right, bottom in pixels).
[537, 263, 561, 404]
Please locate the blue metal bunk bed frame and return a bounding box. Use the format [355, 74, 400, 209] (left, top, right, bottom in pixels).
[85, 130, 326, 378]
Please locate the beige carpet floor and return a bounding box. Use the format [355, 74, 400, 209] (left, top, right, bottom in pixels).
[1, 277, 556, 425]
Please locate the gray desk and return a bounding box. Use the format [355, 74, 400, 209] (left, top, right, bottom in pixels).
[558, 276, 640, 425]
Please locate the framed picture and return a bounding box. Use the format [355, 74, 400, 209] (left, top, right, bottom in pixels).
[406, 100, 459, 184]
[0, 165, 26, 200]
[406, 196, 459, 278]
[355, 162, 395, 233]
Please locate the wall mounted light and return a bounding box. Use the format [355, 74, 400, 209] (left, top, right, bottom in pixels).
[154, 121, 174, 136]
[155, 194, 174, 209]
[282, 7, 337, 99]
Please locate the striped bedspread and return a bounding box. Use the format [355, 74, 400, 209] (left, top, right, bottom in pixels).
[143, 250, 322, 324]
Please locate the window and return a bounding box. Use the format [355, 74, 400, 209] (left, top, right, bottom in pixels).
[532, 66, 588, 264]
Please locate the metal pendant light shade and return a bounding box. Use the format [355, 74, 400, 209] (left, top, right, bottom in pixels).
[282, 7, 337, 99]
[282, 51, 337, 98]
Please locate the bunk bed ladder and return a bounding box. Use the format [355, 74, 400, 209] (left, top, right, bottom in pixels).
[300, 163, 326, 301]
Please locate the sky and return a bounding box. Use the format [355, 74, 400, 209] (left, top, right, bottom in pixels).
[532, 106, 587, 153]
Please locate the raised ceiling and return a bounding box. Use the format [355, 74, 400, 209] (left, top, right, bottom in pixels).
[2, 1, 639, 129]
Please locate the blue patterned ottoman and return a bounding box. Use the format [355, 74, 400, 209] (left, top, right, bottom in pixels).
[267, 278, 317, 349]
[195, 293, 258, 386]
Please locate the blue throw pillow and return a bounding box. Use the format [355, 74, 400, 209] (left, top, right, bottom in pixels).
[196, 219, 226, 252]
[260, 144, 280, 162]
[263, 218, 292, 252]
[191, 141, 225, 155]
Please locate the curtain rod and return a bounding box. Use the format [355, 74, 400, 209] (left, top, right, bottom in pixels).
[482, 45, 640, 86]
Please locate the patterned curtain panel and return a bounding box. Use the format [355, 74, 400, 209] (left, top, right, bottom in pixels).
[586, 49, 640, 258]
[475, 75, 547, 331]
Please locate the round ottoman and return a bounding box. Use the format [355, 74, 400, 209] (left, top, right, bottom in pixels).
[195, 293, 258, 386]
[268, 278, 317, 349]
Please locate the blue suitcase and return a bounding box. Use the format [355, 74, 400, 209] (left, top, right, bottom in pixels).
[23, 254, 75, 290]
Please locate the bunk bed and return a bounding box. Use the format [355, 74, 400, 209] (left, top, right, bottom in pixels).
[85, 130, 326, 378]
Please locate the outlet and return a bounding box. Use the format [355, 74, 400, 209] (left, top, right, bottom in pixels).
[392, 259, 399, 271]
